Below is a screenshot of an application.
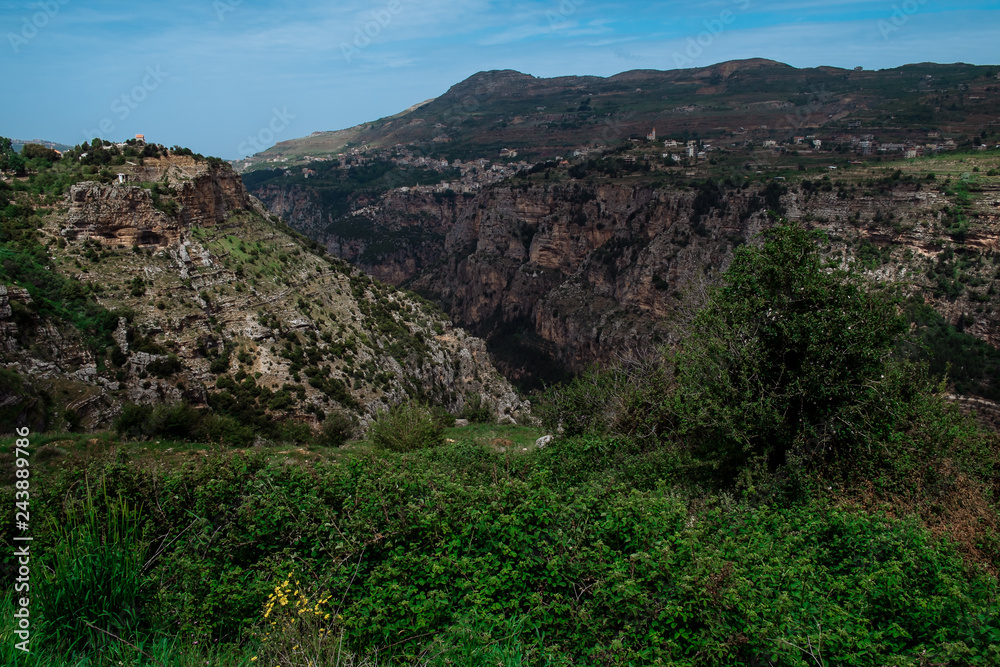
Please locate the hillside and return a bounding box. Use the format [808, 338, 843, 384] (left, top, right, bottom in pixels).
[241, 59, 1000, 168]
[0, 140, 527, 437]
[4, 220, 999, 667]
[249, 142, 1000, 396]
[239, 60, 1000, 394]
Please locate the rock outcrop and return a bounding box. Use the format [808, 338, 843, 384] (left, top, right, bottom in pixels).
[1, 155, 528, 434]
[66, 183, 182, 247]
[253, 174, 1000, 382]
[65, 160, 253, 248]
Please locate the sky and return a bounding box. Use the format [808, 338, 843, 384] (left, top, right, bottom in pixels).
[2, 0, 998, 159]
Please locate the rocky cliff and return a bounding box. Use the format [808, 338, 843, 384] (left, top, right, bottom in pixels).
[251, 157, 1000, 388]
[0, 154, 527, 435]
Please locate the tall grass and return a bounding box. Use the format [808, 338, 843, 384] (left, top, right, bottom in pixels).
[35, 481, 149, 655]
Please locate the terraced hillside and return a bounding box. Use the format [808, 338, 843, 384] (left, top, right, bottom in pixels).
[0, 141, 526, 436]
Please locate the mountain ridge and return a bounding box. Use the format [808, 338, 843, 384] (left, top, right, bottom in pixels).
[241, 59, 999, 169]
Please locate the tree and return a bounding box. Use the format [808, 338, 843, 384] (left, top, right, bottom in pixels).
[0, 136, 26, 174]
[673, 221, 922, 489]
[20, 143, 61, 163]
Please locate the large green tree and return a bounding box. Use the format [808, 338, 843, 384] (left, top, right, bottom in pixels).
[20, 142, 61, 163]
[0, 136, 26, 174]
[673, 222, 925, 488]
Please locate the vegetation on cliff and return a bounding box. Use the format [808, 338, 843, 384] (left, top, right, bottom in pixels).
[0, 138, 524, 438]
[4, 222, 998, 666]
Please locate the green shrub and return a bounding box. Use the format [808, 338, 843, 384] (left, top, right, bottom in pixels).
[368, 400, 444, 452]
[147, 402, 201, 440]
[429, 404, 456, 429]
[537, 355, 673, 439]
[146, 353, 182, 378]
[671, 222, 922, 492]
[319, 410, 356, 447]
[113, 403, 154, 439]
[459, 393, 494, 424]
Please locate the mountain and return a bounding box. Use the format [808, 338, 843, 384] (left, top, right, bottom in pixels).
[0, 142, 527, 436]
[11, 138, 74, 153]
[240, 59, 1000, 168]
[250, 150, 1000, 396]
[241, 61, 1000, 397]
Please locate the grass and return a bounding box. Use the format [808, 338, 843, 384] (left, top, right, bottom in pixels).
[443, 423, 547, 451]
[0, 423, 549, 476]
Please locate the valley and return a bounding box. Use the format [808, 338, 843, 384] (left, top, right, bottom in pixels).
[3, 57, 1000, 667]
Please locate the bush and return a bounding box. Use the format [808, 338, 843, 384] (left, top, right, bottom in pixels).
[146, 353, 182, 378]
[113, 403, 154, 439]
[537, 354, 673, 439]
[114, 402, 257, 445]
[319, 410, 356, 447]
[148, 402, 202, 440]
[368, 400, 444, 452]
[458, 393, 494, 424]
[429, 404, 456, 429]
[671, 221, 925, 492]
[194, 412, 255, 445]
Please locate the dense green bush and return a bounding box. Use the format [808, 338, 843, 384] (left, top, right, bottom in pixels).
[9, 443, 998, 665]
[114, 401, 255, 445]
[318, 409, 357, 447]
[458, 393, 494, 424]
[146, 353, 182, 378]
[906, 297, 1000, 400]
[368, 400, 444, 452]
[112, 403, 154, 439]
[671, 222, 926, 492]
[537, 354, 673, 438]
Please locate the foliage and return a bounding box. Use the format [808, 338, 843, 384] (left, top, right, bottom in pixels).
[114, 401, 255, 446]
[0, 136, 26, 174]
[368, 400, 444, 452]
[8, 443, 999, 665]
[253, 574, 348, 667]
[146, 353, 183, 378]
[671, 222, 920, 491]
[35, 482, 150, 654]
[458, 393, 495, 424]
[537, 354, 674, 439]
[906, 297, 1000, 401]
[320, 410, 358, 447]
[20, 143, 62, 165]
[0, 367, 49, 434]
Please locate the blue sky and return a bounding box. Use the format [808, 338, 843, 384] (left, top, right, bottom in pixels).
[2, 0, 998, 159]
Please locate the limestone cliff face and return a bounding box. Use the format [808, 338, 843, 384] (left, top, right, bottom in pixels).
[65, 159, 256, 247]
[260, 176, 1000, 379]
[66, 183, 182, 247]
